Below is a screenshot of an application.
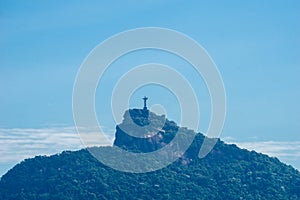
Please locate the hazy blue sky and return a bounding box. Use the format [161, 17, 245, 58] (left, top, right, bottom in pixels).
[0, 1, 299, 175]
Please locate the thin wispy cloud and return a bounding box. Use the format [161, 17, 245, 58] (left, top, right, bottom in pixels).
[0, 127, 113, 163]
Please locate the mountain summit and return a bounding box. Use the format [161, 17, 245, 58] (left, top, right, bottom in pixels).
[0, 109, 299, 199]
[114, 109, 183, 153]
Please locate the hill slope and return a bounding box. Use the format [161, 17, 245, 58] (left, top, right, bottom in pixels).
[0, 109, 299, 199]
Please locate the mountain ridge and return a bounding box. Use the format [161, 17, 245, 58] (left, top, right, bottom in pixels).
[0, 109, 299, 199]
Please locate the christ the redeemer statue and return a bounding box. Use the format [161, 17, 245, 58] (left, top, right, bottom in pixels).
[143, 96, 148, 110]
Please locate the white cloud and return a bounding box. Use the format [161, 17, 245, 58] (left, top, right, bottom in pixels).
[0, 127, 114, 163]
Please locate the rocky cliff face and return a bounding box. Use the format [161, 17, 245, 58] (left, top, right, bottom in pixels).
[113, 109, 180, 153]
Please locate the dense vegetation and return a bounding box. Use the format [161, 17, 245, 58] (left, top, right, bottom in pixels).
[0, 109, 299, 199]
